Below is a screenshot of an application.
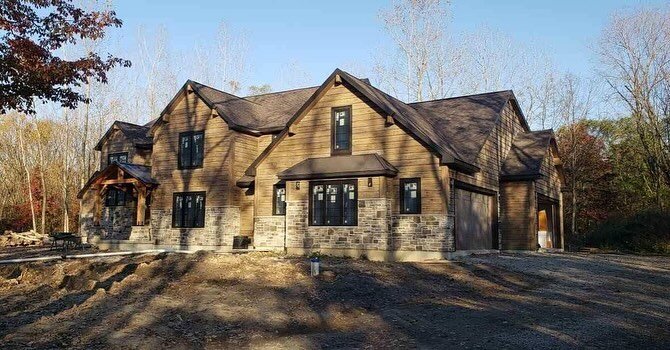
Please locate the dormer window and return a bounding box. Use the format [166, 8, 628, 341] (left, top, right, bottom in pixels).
[108, 152, 128, 165]
[331, 106, 352, 155]
[179, 131, 204, 169]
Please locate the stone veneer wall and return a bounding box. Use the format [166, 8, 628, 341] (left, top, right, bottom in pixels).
[80, 203, 136, 242]
[253, 216, 286, 248]
[150, 206, 240, 248]
[391, 215, 454, 252]
[282, 198, 455, 253]
[285, 199, 392, 250]
[80, 214, 100, 242]
[100, 206, 135, 240]
[129, 226, 151, 242]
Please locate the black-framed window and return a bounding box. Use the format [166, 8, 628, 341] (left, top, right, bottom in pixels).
[108, 152, 128, 166]
[400, 178, 421, 214]
[179, 131, 204, 169]
[310, 180, 357, 226]
[172, 192, 206, 228]
[273, 184, 286, 215]
[331, 106, 352, 155]
[105, 188, 126, 207]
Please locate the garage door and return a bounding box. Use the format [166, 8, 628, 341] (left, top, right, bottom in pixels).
[455, 188, 493, 250]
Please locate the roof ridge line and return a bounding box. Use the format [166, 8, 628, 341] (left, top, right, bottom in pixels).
[408, 90, 513, 105]
[115, 120, 149, 128]
[244, 85, 320, 98]
[188, 79, 265, 107]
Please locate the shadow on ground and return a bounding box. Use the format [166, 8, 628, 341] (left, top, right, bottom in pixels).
[0, 251, 668, 349]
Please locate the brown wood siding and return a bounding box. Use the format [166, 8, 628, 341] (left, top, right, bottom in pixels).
[536, 148, 562, 200]
[99, 130, 151, 169]
[500, 181, 537, 250]
[232, 132, 259, 235]
[151, 91, 237, 210]
[255, 83, 448, 216]
[499, 102, 525, 162]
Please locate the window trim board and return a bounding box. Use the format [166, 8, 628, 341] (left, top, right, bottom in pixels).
[272, 183, 286, 216]
[178, 130, 205, 170]
[108, 152, 129, 166]
[330, 106, 352, 156]
[399, 177, 422, 214]
[105, 187, 127, 207]
[308, 179, 358, 226]
[172, 191, 206, 228]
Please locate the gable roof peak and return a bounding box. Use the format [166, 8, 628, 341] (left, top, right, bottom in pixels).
[94, 120, 152, 151]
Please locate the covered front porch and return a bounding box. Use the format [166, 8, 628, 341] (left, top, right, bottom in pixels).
[78, 163, 158, 242]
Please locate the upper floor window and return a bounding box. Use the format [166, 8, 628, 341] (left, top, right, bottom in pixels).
[105, 188, 126, 207]
[108, 152, 128, 165]
[273, 184, 286, 215]
[331, 106, 352, 155]
[179, 131, 204, 169]
[310, 180, 357, 226]
[172, 192, 205, 228]
[399, 178, 421, 214]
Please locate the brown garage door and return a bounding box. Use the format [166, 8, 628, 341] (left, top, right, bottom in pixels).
[455, 188, 493, 250]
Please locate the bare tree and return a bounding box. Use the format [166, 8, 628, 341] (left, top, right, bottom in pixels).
[248, 85, 272, 95]
[60, 108, 71, 232]
[279, 60, 313, 90]
[191, 22, 249, 94]
[557, 74, 596, 238]
[32, 117, 49, 236]
[16, 115, 37, 232]
[376, 0, 560, 121]
[596, 6, 670, 202]
[136, 25, 178, 118]
[377, 0, 450, 102]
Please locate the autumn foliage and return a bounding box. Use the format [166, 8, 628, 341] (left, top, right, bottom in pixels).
[0, 0, 130, 114]
[558, 118, 670, 252]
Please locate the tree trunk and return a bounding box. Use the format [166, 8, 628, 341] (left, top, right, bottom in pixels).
[34, 119, 48, 236]
[62, 108, 70, 232]
[18, 126, 37, 233]
[81, 77, 91, 187]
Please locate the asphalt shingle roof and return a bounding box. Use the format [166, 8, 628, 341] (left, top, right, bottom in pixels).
[116, 69, 537, 175]
[501, 130, 555, 179]
[115, 121, 153, 145]
[77, 162, 157, 198]
[409, 91, 518, 165]
[188, 81, 318, 133]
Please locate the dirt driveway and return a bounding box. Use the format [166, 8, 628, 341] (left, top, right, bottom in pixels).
[0, 251, 668, 349]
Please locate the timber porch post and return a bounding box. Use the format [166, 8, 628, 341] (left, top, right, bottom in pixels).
[136, 186, 147, 226]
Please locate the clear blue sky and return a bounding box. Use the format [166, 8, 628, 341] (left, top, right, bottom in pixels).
[112, 0, 665, 90]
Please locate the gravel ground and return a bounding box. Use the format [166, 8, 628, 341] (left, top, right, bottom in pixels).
[0, 250, 668, 349]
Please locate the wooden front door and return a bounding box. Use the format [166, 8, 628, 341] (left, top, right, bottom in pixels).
[455, 188, 493, 250]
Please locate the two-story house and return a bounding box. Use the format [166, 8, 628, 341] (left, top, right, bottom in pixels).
[78, 69, 564, 261]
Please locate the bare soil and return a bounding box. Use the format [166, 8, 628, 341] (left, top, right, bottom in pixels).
[0, 249, 668, 349]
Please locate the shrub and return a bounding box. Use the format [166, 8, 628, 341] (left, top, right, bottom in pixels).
[583, 210, 670, 254]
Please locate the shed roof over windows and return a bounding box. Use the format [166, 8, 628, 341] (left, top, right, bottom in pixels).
[275, 153, 399, 182]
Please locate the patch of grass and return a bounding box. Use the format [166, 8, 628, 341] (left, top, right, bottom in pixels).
[584, 210, 670, 254]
